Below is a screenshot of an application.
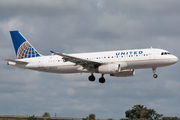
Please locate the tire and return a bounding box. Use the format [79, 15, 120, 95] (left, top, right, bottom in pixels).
[99, 77, 105, 83]
[153, 74, 158, 78]
[89, 75, 95, 81]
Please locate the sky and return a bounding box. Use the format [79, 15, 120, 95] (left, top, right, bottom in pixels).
[0, 0, 180, 119]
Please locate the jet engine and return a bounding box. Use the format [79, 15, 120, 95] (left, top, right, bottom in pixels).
[97, 64, 120, 74]
[110, 69, 135, 77]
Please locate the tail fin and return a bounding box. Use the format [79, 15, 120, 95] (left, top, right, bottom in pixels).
[10, 31, 41, 59]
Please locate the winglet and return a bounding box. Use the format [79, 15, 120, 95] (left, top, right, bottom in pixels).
[50, 50, 55, 53]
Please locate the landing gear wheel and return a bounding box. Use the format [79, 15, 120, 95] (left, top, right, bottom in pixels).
[153, 74, 158, 78]
[152, 67, 158, 78]
[99, 77, 105, 83]
[99, 74, 105, 83]
[88, 74, 95, 82]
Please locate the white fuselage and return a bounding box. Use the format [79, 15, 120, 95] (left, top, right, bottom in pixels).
[8, 48, 178, 74]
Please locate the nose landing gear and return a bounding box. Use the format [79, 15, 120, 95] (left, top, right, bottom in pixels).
[152, 68, 158, 78]
[153, 74, 158, 78]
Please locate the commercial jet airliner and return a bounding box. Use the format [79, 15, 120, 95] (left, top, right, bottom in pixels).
[4, 31, 178, 83]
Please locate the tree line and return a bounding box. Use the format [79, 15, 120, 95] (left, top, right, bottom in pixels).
[2, 105, 180, 120]
[41, 105, 180, 120]
[119, 104, 180, 120]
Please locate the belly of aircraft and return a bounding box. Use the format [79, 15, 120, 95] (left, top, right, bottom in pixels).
[39, 65, 80, 73]
[125, 59, 173, 69]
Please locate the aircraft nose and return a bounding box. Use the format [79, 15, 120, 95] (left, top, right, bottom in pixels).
[172, 55, 178, 64]
[175, 56, 178, 63]
[165, 55, 178, 66]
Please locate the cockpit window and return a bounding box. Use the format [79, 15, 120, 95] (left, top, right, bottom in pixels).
[161, 52, 171, 55]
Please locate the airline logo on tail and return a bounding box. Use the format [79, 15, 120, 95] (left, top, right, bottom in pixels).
[10, 31, 41, 59]
[17, 41, 40, 59]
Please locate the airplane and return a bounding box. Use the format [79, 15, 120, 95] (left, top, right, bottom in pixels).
[4, 31, 178, 83]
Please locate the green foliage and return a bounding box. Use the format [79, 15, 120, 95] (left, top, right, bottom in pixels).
[28, 115, 37, 120]
[42, 112, 51, 117]
[120, 118, 129, 120]
[16, 118, 22, 120]
[89, 114, 96, 120]
[125, 104, 163, 120]
[121, 117, 180, 120]
[82, 116, 89, 120]
[108, 118, 114, 120]
[43, 118, 50, 120]
[162, 117, 180, 120]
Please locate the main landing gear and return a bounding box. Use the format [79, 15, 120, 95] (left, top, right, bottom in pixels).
[152, 67, 158, 78]
[88, 74, 106, 83]
[88, 74, 95, 82]
[99, 74, 105, 83]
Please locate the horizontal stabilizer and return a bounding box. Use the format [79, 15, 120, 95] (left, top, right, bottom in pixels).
[3, 59, 28, 64]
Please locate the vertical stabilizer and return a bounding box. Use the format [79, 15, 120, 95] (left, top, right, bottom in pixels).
[10, 31, 41, 59]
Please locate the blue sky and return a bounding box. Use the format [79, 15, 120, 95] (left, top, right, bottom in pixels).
[0, 0, 180, 119]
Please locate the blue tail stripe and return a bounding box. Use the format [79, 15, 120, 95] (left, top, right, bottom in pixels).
[10, 31, 26, 55]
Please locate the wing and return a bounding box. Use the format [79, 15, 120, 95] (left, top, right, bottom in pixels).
[52, 52, 102, 69]
[4, 59, 28, 64]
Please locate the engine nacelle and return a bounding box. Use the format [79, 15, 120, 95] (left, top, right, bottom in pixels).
[97, 64, 120, 74]
[110, 69, 135, 77]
